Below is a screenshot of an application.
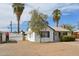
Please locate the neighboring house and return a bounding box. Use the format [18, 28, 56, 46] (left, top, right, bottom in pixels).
[0, 31, 23, 43]
[27, 25, 70, 42]
[73, 30, 79, 38]
[0, 31, 7, 43]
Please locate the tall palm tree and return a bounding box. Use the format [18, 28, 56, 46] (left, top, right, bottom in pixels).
[12, 3, 25, 33]
[52, 9, 61, 27]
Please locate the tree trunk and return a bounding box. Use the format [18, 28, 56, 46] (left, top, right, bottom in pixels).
[17, 16, 20, 33]
[39, 32, 42, 43]
[56, 21, 59, 27]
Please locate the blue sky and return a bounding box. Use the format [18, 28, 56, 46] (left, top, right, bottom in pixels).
[0, 3, 79, 32]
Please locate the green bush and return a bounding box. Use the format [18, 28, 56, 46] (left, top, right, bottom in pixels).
[60, 35, 75, 42]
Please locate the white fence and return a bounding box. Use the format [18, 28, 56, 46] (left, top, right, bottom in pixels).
[1, 32, 25, 42]
[9, 33, 23, 41]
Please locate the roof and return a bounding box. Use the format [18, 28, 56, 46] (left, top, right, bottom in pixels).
[41, 20, 70, 32]
[27, 26, 70, 34]
[53, 27, 70, 32]
[74, 30, 79, 32]
[28, 20, 70, 32]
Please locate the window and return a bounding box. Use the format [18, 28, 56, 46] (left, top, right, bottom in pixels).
[40, 31, 50, 38]
[63, 32, 67, 35]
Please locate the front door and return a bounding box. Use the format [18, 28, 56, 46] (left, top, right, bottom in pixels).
[58, 32, 62, 40]
[53, 32, 59, 42]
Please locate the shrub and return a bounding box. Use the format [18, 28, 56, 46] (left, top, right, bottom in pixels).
[60, 35, 75, 42]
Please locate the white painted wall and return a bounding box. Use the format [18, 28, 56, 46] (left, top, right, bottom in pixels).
[2, 32, 6, 42]
[9, 33, 23, 41]
[0, 32, 23, 42]
[27, 27, 54, 42]
[40, 27, 54, 42]
[35, 33, 40, 42]
[27, 32, 36, 42]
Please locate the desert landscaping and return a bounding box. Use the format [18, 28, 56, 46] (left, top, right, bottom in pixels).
[0, 39, 79, 56]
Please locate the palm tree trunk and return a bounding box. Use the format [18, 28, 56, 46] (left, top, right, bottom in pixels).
[17, 16, 20, 33]
[56, 21, 59, 27]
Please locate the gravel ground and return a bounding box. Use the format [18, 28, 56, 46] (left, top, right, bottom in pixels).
[0, 40, 79, 56]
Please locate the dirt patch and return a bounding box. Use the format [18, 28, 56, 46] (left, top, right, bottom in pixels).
[0, 40, 79, 56]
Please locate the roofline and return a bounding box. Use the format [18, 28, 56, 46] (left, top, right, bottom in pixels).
[46, 25, 55, 31]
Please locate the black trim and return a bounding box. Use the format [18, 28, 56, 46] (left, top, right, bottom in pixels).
[40, 31, 50, 38]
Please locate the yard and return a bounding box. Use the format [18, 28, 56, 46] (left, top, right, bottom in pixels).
[0, 39, 79, 56]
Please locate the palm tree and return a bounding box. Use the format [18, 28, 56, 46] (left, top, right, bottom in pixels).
[52, 9, 61, 27]
[12, 3, 25, 33]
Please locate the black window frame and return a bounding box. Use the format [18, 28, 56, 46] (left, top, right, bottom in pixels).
[63, 32, 67, 35]
[40, 31, 50, 38]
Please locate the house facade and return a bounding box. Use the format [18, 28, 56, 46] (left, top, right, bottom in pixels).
[27, 26, 70, 42]
[27, 26, 54, 42]
[73, 30, 79, 38]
